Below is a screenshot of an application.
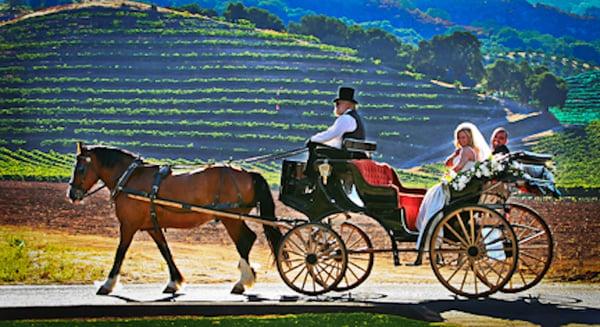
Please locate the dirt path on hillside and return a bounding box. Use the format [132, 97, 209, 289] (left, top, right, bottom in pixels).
[0, 181, 599, 282]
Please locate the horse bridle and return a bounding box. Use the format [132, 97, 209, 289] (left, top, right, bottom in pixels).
[69, 154, 107, 200]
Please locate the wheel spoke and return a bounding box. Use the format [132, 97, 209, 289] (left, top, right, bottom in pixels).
[469, 209, 476, 245]
[444, 255, 468, 283]
[455, 212, 472, 244]
[443, 221, 469, 246]
[441, 237, 466, 249]
[281, 260, 306, 274]
[459, 260, 470, 291]
[518, 231, 546, 245]
[520, 251, 546, 263]
[472, 261, 479, 294]
[287, 235, 307, 254]
[291, 265, 307, 284]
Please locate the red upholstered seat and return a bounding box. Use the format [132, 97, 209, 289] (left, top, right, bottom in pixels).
[351, 160, 426, 231]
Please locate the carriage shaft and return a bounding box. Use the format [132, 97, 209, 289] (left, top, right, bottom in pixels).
[126, 194, 284, 228]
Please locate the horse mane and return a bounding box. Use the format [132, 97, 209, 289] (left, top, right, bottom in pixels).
[85, 145, 142, 168]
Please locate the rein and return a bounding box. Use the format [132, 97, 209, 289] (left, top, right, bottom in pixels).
[170, 147, 307, 170]
[81, 182, 108, 199]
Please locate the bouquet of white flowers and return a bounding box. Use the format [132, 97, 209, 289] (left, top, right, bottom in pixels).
[443, 156, 526, 192]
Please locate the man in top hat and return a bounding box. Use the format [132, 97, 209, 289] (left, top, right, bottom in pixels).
[304, 86, 366, 179]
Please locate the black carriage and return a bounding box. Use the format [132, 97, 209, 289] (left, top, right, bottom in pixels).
[276, 140, 557, 298]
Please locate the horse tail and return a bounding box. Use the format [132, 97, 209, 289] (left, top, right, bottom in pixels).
[251, 172, 282, 256]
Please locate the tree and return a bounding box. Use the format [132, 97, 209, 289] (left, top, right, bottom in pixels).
[289, 15, 348, 45]
[412, 31, 484, 86]
[224, 2, 284, 31]
[485, 59, 514, 94]
[177, 3, 217, 17]
[530, 72, 568, 110]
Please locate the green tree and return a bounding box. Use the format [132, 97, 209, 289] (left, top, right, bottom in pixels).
[224, 2, 284, 31]
[530, 72, 568, 110]
[412, 31, 484, 86]
[177, 3, 217, 17]
[288, 15, 348, 46]
[485, 59, 514, 94]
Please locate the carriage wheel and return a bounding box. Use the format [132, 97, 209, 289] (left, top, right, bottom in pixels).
[500, 203, 553, 293]
[276, 223, 348, 296]
[429, 205, 518, 298]
[331, 221, 374, 292]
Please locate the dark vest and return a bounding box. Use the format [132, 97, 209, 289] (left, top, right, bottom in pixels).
[342, 109, 365, 141]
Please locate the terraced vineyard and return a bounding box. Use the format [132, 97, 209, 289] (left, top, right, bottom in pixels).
[485, 51, 600, 78]
[550, 71, 600, 125]
[0, 1, 558, 173]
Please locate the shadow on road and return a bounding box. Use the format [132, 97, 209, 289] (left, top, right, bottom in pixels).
[420, 295, 600, 327]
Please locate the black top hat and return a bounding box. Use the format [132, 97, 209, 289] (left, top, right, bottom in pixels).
[333, 87, 358, 104]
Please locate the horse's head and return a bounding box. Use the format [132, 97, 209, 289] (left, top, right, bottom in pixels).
[67, 142, 101, 203]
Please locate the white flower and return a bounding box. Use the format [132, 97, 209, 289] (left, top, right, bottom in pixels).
[481, 165, 491, 177]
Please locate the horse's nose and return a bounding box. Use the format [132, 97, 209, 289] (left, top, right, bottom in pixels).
[67, 187, 80, 202]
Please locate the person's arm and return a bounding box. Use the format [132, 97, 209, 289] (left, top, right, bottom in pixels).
[452, 147, 475, 172]
[445, 149, 460, 167]
[310, 115, 356, 144]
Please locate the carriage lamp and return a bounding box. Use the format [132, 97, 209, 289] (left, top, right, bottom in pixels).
[318, 160, 332, 185]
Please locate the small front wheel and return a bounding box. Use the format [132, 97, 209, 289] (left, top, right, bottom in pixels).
[429, 205, 518, 298]
[276, 223, 348, 296]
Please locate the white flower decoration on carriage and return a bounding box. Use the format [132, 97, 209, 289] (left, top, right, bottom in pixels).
[449, 156, 525, 192]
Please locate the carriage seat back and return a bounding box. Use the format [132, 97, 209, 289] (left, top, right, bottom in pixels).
[351, 160, 426, 231]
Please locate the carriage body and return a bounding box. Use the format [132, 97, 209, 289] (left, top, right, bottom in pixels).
[277, 145, 557, 297]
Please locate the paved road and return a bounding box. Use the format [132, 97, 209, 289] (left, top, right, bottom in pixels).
[1, 282, 600, 326]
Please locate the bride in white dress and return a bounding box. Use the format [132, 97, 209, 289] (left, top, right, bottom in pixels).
[415, 122, 491, 248]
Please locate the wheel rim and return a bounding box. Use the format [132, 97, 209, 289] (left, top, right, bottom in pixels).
[430, 205, 518, 298]
[332, 220, 374, 292]
[501, 203, 553, 293]
[276, 223, 347, 296]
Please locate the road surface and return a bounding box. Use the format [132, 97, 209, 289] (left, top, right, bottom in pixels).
[1, 282, 600, 326]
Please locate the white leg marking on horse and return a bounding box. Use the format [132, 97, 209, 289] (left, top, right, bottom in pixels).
[238, 258, 256, 288]
[101, 277, 118, 292]
[166, 279, 181, 292]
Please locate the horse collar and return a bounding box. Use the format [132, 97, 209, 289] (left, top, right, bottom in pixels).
[110, 158, 143, 200]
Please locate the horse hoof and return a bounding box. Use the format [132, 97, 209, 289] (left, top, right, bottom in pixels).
[96, 286, 112, 295]
[163, 287, 176, 294]
[230, 284, 245, 295]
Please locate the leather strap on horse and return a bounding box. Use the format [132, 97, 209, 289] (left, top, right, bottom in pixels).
[211, 168, 244, 210]
[148, 165, 172, 233]
[111, 158, 143, 200]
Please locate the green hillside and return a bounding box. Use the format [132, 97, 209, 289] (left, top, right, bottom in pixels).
[0, 1, 563, 179]
[549, 71, 600, 124]
[0, 2, 492, 164]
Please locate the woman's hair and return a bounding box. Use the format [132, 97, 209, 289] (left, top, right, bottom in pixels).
[453, 122, 491, 161]
[490, 127, 509, 145]
[454, 126, 480, 160]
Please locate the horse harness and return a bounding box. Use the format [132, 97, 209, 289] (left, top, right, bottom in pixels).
[112, 161, 248, 232]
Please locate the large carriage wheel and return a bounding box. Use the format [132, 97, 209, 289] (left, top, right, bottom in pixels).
[276, 223, 348, 296]
[500, 202, 553, 293]
[429, 205, 518, 298]
[331, 221, 374, 292]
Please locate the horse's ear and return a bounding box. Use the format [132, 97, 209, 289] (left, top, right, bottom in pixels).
[76, 141, 83, 155]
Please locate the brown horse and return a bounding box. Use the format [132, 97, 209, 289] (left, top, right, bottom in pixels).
[67, 143, 282, 295]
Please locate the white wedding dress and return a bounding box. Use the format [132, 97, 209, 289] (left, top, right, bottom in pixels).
[415, 147, 475, 248]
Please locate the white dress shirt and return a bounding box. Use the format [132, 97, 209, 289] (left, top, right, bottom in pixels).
[309, 111, 357, 149]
